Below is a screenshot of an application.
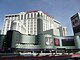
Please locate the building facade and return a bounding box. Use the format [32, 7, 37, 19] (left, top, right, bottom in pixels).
[1, 10, 67, 36]
[1, 30, 76, 53]
[1, 11, 80, 55]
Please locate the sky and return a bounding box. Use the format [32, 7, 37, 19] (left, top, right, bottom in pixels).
[0, 0, 80, 36]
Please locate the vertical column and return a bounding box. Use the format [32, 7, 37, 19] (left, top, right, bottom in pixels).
[75, 35, 80, 53]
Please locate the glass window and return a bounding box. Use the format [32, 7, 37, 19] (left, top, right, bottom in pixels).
[24, 14, 26, 19]
[31, 13, 33, 18]
[28, 14, 29, 18]
[62, 39, 75, 46]
[34, 13, 36, 18]
[21, 15, 23, 20]
[41, 13, 43, 17]
[37, 13, 40, 17]
[5, 16, 8, 18]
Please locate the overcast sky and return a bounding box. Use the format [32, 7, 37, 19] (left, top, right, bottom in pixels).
[0, 0, 80, 36]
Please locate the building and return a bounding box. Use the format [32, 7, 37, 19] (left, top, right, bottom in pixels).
[1, 11, 80, 55]
[2, 30, 76, 54]
[1, 10, 67, 36]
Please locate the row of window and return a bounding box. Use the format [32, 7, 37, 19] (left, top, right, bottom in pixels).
[19, 13, 41, 20]
[5, 12, 53, 21]
[5, 15, 20, 20]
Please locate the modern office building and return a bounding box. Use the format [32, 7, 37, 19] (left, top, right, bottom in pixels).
[1, 10, 67, 36]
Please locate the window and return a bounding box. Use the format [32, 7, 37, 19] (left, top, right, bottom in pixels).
[34, 13, 36, 18]
[28, 30, 29, 33]
[31, 13, 33, 18]
[37, 13, 40, 17]
[21, 15, 23, 20]
[46, 15, 47, 20]
[5, 16, 8, 18]
[30, 31, 33, 33]
[34, 30, 36, 33]
[41, 13, 43, 17]
[28, 14, 29, 18]
[31, 24, 33, 27]
[31, 19, 33, 24]
[62, 39, 75, 46]
[34, 22, 36, 24]
[24, 14, 26, 19]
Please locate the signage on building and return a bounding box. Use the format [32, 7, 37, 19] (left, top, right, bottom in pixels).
[62, 39, 75, 46]
[71, 13, 80, 35]
[45, 37, 60, 46]
[71, 13, 80, 27]
[54, 38, 60, 46]
[45, 37, 53, 45]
